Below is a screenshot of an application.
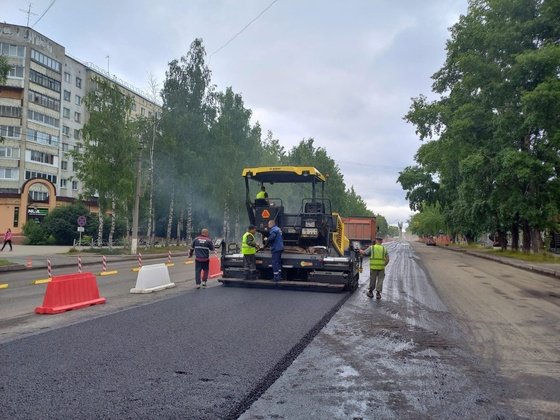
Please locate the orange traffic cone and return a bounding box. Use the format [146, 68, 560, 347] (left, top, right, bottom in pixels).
[26, 257, 33, 268]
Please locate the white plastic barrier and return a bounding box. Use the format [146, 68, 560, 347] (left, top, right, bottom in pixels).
[130, 263, 176, 293]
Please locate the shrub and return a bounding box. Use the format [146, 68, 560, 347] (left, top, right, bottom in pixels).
[23, 221, 47, 244]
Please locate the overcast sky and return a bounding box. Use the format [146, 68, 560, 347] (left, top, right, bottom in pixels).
[4, 0, 468, 225]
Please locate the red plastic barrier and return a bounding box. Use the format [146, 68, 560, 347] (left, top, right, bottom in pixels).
[35, 272, 106, 314]
[202, 256, 223, 280]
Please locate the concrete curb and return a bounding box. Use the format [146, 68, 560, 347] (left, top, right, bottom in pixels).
[439, 245, 560, 280]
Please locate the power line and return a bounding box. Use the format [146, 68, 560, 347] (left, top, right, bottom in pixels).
[31, 0, 56, 28]
[210, 0, 280, 57]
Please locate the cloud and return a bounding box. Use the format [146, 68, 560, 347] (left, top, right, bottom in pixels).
[2, 0, 468, 225]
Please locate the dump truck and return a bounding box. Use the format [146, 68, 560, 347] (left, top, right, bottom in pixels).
[342, 216, 377, 249]
[219, 166, 360, 292]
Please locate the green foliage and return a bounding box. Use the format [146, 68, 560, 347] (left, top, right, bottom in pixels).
[375, 214, 389, 237]
[71, 38, 385, 243]
[387, 225, 401, 237]
[72, 77, 136, 214]
[400, 0, 560, 251]
[23, 221, 47, 245]
[41, 203, 94, 245]
[0, 55, 10, 85]
[408, 203, 446, 237]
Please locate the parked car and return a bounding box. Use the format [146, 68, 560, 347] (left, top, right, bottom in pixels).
[426, 237, 436, 246]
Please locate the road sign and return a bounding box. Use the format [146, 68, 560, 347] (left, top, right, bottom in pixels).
[77, 215, 87, 227]
[77, 227, 85, 232]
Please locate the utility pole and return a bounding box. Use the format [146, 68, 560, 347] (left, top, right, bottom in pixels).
[19, 4, 37, 26]
[131, 145, 142, 255]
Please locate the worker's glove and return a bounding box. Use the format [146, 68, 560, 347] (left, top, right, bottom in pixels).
[263, 237, 268, 242]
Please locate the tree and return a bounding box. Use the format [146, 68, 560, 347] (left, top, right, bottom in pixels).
[0, 55, 10, 85]
[71, 77, 136, 247]
[400, 0, 560, 252]
[159, 38, 216, 243]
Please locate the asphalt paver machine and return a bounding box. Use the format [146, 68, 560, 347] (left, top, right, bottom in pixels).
[219, 166, 360, 292]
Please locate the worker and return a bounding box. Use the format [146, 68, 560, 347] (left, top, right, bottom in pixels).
[361, 236, 389, 299]
[265, 219, 283, 281]
[242, 224, 258, 280]
[188, 228, 215, 289]
[256, 185, 268, 200]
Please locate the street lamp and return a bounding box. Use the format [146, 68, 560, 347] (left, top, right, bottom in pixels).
[131, 144, 143, 255]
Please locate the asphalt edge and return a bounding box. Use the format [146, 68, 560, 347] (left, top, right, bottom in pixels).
[226, 290, 354, 419]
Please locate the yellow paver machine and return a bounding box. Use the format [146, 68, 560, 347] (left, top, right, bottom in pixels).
[219, 166, 360, 292]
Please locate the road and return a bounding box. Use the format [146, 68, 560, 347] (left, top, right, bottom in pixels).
[0, 256, 199, 343]
[414, 241, 560, 418]
[242, 241, 560, 419]
[1, 242, 559, 419]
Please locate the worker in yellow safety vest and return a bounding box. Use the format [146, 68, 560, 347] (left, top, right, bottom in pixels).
[256, 186, 268, 200]
[242, 225, 258, 280]
[361, 237, 389, 299]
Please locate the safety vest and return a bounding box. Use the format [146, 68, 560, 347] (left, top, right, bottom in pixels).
[370, 244, 387, 270]
[242, 232, 256, 255]
[256, 191, 266, 199]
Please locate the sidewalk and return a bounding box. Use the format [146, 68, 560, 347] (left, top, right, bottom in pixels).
[0, 245, 185, 273]
[439, 244, 560, 279]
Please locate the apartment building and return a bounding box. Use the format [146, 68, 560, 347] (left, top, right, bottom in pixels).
[0, 23, 160, 237]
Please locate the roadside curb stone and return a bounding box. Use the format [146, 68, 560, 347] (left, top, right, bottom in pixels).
[441, 245, 560, 280]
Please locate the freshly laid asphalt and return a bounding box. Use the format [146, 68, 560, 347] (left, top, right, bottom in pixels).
[0, 285, 348, 419]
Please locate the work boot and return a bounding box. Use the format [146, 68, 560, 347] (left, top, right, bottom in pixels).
[366, 290, 374, 298]
[196, 284, 201, 289]
[376, 291, 381, 300]
[202, 281, 207, 288]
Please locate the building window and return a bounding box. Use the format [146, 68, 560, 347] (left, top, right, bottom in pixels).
[76, 77, 82, 88]
[60, 179, 67, 188]
[29, 69, 61, 92]
[63, 90, 71, 101]
[72, 180, 79, 190]
[28, 90, 60, 111]
[141, 107, 145, 116]
[63, 107, 70, 119]
[0, 147, 20, 158]
[30, 150, 55, 165]
[62, 143, 69, 152]
[0, 105, 22, 118]
[73, 145, 80, 152]
[26, 129, 59, 146]
[132, 102, 137, 111]
[0, 43, 25, 57]
[27, 110, 59, 128]
[62, 125, 70, 136]
[75, 95, 81, 106]
[0, 125, 21, 139]
[64, 72, 71, 82]
[30, 190, 49, 201]
[13, 206, 19, 227]
[25, 170, 57, 184]
[8, 65, 24, 78]
[73, 129, 81, 140]
[61, 161, 68, 170]
[74, 112, 81, 122]
[30, 49, 61, 73]
[0, 167, 18, 180]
